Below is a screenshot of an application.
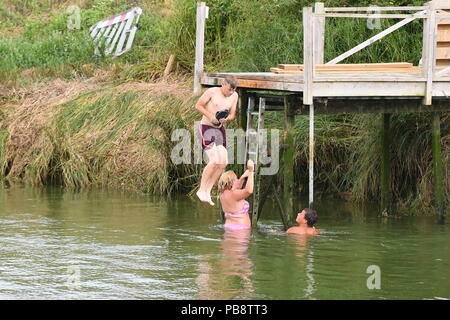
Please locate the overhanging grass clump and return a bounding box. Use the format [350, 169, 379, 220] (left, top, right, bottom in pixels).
[0, 80, 201, 194]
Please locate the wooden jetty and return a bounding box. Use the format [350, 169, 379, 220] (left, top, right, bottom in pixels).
[194, 1, 449, 227]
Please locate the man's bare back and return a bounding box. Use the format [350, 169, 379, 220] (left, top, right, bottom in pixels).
[286, 226, 320, 236]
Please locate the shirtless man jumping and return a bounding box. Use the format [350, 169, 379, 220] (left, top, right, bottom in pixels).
[195, 76, 238, 206]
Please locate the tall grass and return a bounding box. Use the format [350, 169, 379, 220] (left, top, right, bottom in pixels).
[10, 84, 201, 194]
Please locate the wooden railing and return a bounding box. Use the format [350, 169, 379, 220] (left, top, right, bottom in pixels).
[304, 1, 450, 105]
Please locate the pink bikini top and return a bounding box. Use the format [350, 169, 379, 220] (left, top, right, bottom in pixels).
[224, 200, 250, 217]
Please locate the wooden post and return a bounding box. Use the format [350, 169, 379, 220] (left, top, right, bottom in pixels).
[423, 2, 437, 105]
[314, 2, 325, 65]
[251, 98, 265, 227]
[193, 2, 208, 96]
[309, 104, 315, 209]
[163, 54, 176, 77]
[380, 113, 392, 214]
[432, 112, 446, 224]
[282, 96, 296, 229]
[237, 89, 248, 132]
[303, 7, 314, 105]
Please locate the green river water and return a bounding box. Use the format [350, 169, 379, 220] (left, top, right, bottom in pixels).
[0, 185, 449, 300]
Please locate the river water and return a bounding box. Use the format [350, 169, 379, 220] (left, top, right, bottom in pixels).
[0, 185, 448, 300]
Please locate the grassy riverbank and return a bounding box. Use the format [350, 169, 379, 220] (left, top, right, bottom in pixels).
[0, 0, 448, 213]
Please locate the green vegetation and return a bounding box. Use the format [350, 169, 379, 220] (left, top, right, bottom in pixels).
[0, 0, 448, 213]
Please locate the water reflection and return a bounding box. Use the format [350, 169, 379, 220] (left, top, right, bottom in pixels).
[196, 228, 254, 299]
[287, 235, 316, 299]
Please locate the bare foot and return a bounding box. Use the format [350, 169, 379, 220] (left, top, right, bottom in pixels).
[197, 190, 215, 206]
[196, 190, 206, 201]
[205, 193, 215, 206]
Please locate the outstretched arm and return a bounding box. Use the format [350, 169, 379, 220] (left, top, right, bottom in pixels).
[231, 160, 254, 200]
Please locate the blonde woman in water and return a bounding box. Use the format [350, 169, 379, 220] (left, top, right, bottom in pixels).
[218, 160, 254, 230]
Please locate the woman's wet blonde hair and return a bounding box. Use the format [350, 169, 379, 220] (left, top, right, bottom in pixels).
[218, 170, 237, 194]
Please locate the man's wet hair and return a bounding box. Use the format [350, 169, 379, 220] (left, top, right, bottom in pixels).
[223, 76, 237, 90]
[304, 208, 318, 227]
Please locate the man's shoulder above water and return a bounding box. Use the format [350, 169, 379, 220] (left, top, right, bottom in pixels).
[286, 226, 320, 236]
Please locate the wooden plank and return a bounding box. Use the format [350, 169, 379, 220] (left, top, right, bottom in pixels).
[278, 62, 413, 70]
[437, 24, 450, 30]
[437, 28, 450, 41]
[302, 98, 450, 115]
[203, 74, 450, 98]
[207, 72, 304, 82]
[278, 64, 304, 70]
[436, 58, 450, 66]
[324, 6, 426, 12]
[431, 112, 446, 222]
[204, 72, 425, 83]
[319, 13, 427, 19]
[317, 62, 414, 69]
[314, 75, 426, 81]
[313, 81, 426, 97]
[438, 16, 450, 24]
[437, 47, 450, 59]
[202, 76, 304, 91]
[271, 67, 422, 74]
[327, 11, 425, 65]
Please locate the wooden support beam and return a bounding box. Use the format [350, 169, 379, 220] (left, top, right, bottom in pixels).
[309, 103, 315, 209]
[314, 2, 325, 65]
[256, 95, 450, 114]
[423, 3, 437, 105]
[257, 174, 278, 223]
[380, 113, 392, 214]
[303, 7, 314, 105]
[193, 2, 208, 96]
[237, 89, 248, 131]
[273, 183, 289, 230]
[431, 112, 446, 224]
[282, 96, 297, 229]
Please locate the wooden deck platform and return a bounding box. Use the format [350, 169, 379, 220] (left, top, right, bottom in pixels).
[193, 1, 448, 224]
[202, 68, 450, 100]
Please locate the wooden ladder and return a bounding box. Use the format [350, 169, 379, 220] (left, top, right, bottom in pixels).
[245, 96, 266, 227]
